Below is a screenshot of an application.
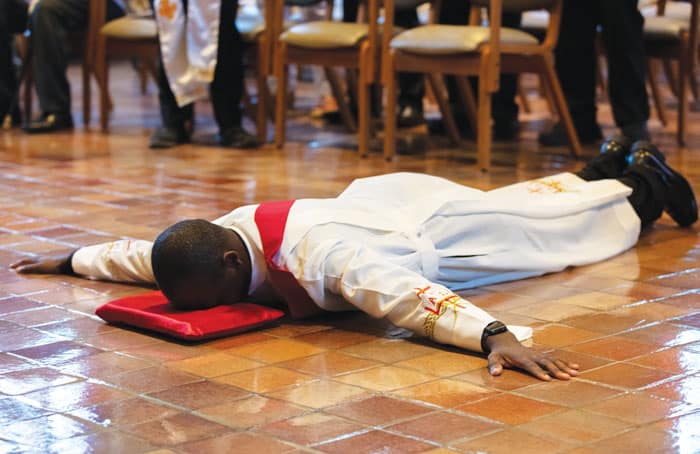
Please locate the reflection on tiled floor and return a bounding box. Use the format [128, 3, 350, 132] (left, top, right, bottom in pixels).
[1, 62, 699, 453]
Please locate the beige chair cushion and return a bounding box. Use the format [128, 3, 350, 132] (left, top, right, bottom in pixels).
[100, 16, 157, 39]
[391, 25, 538, 54]
[281, 21, 370, 48]
[644, 15, 688, 40]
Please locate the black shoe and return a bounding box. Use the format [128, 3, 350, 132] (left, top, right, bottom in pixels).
[149, 126, 190, 149]
[23, 112, 73, 134]
[539, 122, 602, 147]
[629, 141, 698, 227]
[218, 126, 259, 149]
[578, 135, 633, 181]
[397, 104, 425, 128]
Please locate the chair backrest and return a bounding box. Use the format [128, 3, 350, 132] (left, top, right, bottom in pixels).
[472, 0, 554, 13]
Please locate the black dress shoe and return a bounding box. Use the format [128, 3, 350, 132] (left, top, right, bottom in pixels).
[629, 141, 698, 227]
[539, 122, 602, 146]
[149, 126, 190, 149]
[23, 113, 73, 134]
[577, 135, 633, 181]
[218, 126, 259, 149]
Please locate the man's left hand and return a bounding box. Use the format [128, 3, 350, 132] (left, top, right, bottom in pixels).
[485, 331, 579, 381]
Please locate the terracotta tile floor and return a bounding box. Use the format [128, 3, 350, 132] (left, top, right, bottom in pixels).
[0, 62, 699, 453]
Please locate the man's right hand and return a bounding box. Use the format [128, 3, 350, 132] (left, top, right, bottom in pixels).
[10, 251, 76, 275]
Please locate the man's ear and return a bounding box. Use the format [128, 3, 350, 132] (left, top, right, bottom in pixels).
[222, 250, 242, 269]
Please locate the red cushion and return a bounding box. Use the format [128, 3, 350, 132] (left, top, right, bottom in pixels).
[95, 291, 284, 341]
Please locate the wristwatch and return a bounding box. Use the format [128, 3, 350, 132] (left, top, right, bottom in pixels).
[480, 320, 508, 353]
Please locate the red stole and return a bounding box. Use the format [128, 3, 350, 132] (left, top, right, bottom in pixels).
[254, 200, 325, 319]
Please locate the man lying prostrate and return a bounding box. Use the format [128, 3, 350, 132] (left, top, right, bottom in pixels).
[11, 140, 697, 382]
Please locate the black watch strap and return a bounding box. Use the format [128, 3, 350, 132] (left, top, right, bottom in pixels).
[481, 320, 508, 353]
[58, 250, 77, 275]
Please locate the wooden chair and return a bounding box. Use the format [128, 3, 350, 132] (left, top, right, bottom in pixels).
[92, 0, 159, 131]
[237, 6, 276, 143]
[272, 0, 380, 155]
[643, 0, 700, 145]
[383, 0, 580, 171]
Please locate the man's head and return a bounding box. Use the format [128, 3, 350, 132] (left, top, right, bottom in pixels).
[151, 219, 251, 310]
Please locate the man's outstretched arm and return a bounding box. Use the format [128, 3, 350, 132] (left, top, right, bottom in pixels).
[10, 240, 155, 284]
[320, 243, 579, 381]
[10, 250, 76, 275]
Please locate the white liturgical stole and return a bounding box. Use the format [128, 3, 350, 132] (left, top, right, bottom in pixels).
[154, 0, 221, 106]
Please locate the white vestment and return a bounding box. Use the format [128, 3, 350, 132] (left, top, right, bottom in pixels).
[71, 172, 640, 353]
[154, 0, 220, 106]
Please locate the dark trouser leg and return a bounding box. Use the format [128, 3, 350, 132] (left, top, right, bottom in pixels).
[209, 0, 243, 132]
[554, 0, 598, 130]
[30, 0, 122, 116]
[599, 0, 649, 134]
[151, 0, 193, 129]
[0, 0, 28, 119]
[618, 164, 666, 228]
[395, 8, 424, 110]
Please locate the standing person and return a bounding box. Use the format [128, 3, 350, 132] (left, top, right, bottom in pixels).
[0, 0, 28, 127]
[23, 0, 125, 133]
[539, 0, 650, 146]
[148, 0, 258, 149]
[10, 140, 697, 381]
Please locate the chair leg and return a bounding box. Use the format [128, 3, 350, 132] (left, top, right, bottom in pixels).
[539, 74, 556, 116]
[358, 45, 370, 158]
[476, 74, 492, 172]
[455, 76, 478, 134]
[95, 37, 109, 132]
[83, 59, 91, 126]
[427, 73, 462, 145]
[324, 67, 356, 132]
[647, 59, 668, 127]
[541, 54, 581, 158]
[256, 37, 269, 143]
[678, 47, 689, 146]
[383, 51, 397, 161]
[663, 58, 679, 98]
[274, 43, 288, 149]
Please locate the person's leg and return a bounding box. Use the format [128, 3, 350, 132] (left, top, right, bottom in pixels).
[0, 0, 28, 123]
[395, 7, 425, 127]
[149, 58, 194, 148]
[210, 0, 257, 148]
[435, 0, 472, 133]
[539, 0, 601, 145]
[27, 0, 87, 127]
[491, 11, 520, 140]
[149, 0, 193, 148]
[26, 0, 124, 132]
[599, 0, 649, 140]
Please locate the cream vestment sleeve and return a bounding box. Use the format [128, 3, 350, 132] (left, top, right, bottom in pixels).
[316, 241, 532, 353]
[71, 240, 155, 284]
